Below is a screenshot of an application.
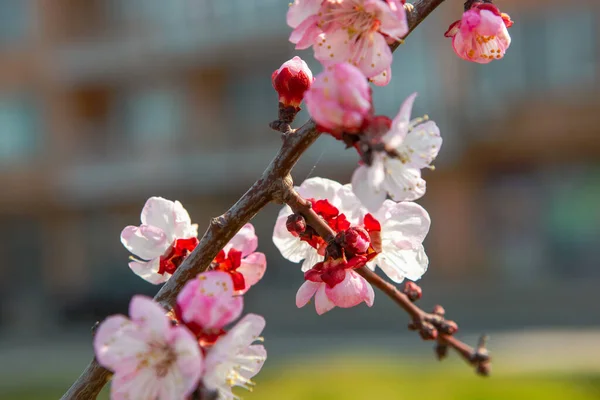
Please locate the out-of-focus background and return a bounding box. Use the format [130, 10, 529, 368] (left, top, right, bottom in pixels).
[0, 0, 599, 398]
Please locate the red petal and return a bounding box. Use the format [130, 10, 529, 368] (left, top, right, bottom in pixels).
[322, 267, 347, 288]
[228, 248, 243, 269]
[363, 213, 381, 232]
[313, 199, 340, 219]
[230, 271, 246, 292]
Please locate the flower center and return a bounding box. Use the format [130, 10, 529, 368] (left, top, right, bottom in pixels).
[141, 341, 177, 378]
[158, 237, 199, 275]
[322, 1, 380, 38]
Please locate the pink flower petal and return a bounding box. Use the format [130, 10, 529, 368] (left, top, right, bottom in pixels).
[170, 325, 204, 397]
[177, 271, 243, 330]
[296, 280, 320, 308]
[287, 0, 322, 28]
[324, 270, 373, 308]
[236, 252, 267, 293]
[290, 15, 322, 50]
[129, 295, 170, 336]
[314, 283, 336, 315]
[94, 315, 142, 371]
[354, 32, 393, 79]
[370, 67, 392, 87]
[226, 223, 259, 256]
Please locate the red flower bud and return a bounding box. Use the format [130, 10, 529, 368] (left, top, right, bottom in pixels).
[286, 214, 306, 236]
[403, 281, 422, 302]
[272, 56, 313, 108]
[338, 227, 370, 255]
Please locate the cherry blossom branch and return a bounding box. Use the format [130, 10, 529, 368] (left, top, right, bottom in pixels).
[61, 1, 447, 398]
[282, 182, 491, 376]
[354, 267, 491, 375]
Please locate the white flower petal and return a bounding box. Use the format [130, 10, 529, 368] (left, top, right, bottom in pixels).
[352, 165, 387, 213]
[400, 120, 442, 169]
[273, 208, 317, 264]
[384, 92, 417, 149]
[296, 177, 344, 205]
[378, 201, 431, 244]
[377, 244, 429, 283]
[300, 250, 323, 272]
[121, 225, 169, 261]
[382, 160, 426, 202]
[129, 259, 169, 285]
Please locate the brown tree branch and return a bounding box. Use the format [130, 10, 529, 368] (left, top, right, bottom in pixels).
[61, 1, 447, 398]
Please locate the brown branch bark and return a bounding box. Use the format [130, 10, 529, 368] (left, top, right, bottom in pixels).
[61, 1, 447, 398]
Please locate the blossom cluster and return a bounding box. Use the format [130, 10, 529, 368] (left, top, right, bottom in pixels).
[273, 177, 430, 314]
[95, 197, 268, 399]
[94, 272, 266, 399]
[89, 1, 516, 398]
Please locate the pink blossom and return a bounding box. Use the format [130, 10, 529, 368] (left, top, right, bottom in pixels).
[352, 93, 442, 211]
[273, 177, 431, 314]
[444, 2, 513, 64]
[272, 56, 313, 108]
[121, 197, 198, 284]
[288, 0, 408, 84]
[94, 295, 203, 399]
[304, 63, 372, 137]
[203, 314, 267, 399]
[176, 271, 244, 345]
[297, 256, 375, 315]
[211, 223, 266, 294]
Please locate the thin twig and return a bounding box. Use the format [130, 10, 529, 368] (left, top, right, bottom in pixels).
[61, 1, 447, 398]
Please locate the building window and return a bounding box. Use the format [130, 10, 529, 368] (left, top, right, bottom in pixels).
[118, 86, 186, 144]
[545, 10, 596, 87]
[0, 97, 39, 165]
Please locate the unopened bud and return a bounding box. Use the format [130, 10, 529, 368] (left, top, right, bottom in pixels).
[419, 322, 438, 341]
[403, 281, 422, 302]
[272, 56, 313, 109]
[286, 214, 306, 236]
[337, 227, 370, 255]
[439, 320, 458, 335]
[432, 305, 445, 317]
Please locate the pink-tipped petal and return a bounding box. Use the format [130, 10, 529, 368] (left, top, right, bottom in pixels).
[236, 252, 267, 293]
[314, 283, 336, 315]
[296, 280, 320, 308]
[226, 223, 259, 256]
[325, 270, 373, 308]
[120, 225, 169, 261]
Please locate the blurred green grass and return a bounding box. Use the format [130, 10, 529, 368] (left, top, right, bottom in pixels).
[2, 356, 599, 400]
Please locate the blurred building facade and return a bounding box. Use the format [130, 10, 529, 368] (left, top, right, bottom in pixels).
[0, 0, 599, 337]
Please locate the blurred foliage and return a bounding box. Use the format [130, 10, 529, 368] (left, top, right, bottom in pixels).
[3, 356, 598, 400]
